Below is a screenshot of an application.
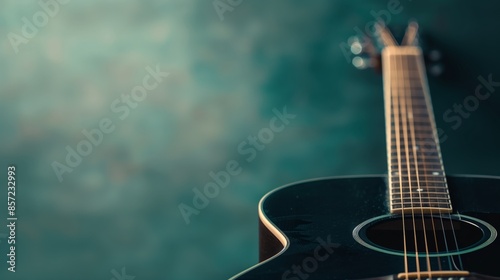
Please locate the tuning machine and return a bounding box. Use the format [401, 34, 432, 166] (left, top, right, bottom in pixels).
[425, 48, 444, 77]
[347, 35, 381, 71]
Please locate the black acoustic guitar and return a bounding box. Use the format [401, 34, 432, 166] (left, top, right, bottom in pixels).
[230, 22, 500, 280]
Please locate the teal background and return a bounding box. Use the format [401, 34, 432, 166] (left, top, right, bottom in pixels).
[0, 1, 499, 279]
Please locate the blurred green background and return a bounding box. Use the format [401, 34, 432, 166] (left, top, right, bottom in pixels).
[1, 0, 500, 279]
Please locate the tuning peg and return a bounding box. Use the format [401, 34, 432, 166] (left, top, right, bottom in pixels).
[427, 49, 442, 62]
[352, 56, 371, 70]
[425, 49, 444, 77]
[348, 36, 364, 55]
[428, 63, 444, 77]
[348, 36, 376, 70]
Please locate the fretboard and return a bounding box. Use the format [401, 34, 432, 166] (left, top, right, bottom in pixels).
[382, 46, 452, 214]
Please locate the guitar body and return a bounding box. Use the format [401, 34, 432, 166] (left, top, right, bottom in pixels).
[231, 175, 500, 280]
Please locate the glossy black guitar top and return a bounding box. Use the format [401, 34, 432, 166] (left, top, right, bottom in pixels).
[231, 175, 500, 279]
[231, 22, 500, 280]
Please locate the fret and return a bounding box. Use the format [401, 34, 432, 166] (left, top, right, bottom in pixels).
[390, 86, 425, 90]
[389, 173, 444, 178]
[392, 201, 451, 206]
[390, 138, 437, 142]
[390, 175, 445, 179]
[389, 154, 441, 159]
[391, 174, 445, 178]
[389, 137, 438, 143]
[390, 167, 443, 173]
[390, 112, 431, 117]
[390, 130, 434, 135]
[392, 191, 449, 196]
[394, 103, 429, 108]
[392, 193, 450, 198]
[391, 201, 451, 206]
[390, 117, 431, 122]
[390, 183, 447, 187]
[390, 120, 432, 125]
[392, 194, 450, 198]
[391, 195, 450, 200]
[390, 179, 445, 183]
[389, 97, 426, 104]
[391, 178, 446, 182]
[391, 137, 439, 142]
[390, 182, 447, 187]
[390, 168, 444, 172]
[391, 193, 450, 198]
[390, 179, 447, 183]
[390, 175, 444, 181]
[389, 171, 445, 178]
[391, 176, 445, 179]
[394, 78, 424, 84]
[388, 160, 443, 164]
[391, 104, 430, 110]
[393, 114, 431, 119]
[390, 159, 441, 165]
[391, 203, 452, 208]
[390, 175, 445, 178]
[389, 154, 439, 159]
[389, 147, 440, 152]
[389, 143, 439, 148]
[389, 137, 435, 142]
[392, 198, 451, 204]
[391, 187, 448, 192]
[390, 167, 444, 171]
[391, 177, 446, 181]
[390, 121, 433, 126]
[394, 107, 431, 112]
[389, 150, 441, 156]
[389, 149, 439, 154]
[390, 115, 432, 120]
[390, 164, 442, 169]
[389, 128, 436, 133]
[389, 151, 440, 157]
[391, 133, 435, 138]
[390, 124, 434, 129]
[389, 158, 440, 163]
[389, 148, 439, 154]
[389, 153, 440, 157]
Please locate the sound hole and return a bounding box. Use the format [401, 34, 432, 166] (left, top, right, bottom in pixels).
[365, 215, 484, 254]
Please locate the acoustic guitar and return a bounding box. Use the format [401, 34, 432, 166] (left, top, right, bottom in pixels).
[230, 22, 500, 280]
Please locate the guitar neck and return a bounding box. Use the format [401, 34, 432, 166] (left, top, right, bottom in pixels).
[382, 46, 452, 214]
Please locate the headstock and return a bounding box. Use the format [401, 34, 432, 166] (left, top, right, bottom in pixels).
[347, 21, 444, 76]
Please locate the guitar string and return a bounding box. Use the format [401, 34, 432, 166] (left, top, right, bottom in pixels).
[436, 201, 461, 270]
[406, 51, 458, 272]
[403, 53, 433, 276]
[390, 50, 409, 278]
[397, 53, 421, 278]
[447, 214, 464, 270]
[407, 53, 443, 272]
[412, 50, 463, 271]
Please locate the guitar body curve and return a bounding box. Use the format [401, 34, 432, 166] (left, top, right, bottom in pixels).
[231, 175, 500, 280]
